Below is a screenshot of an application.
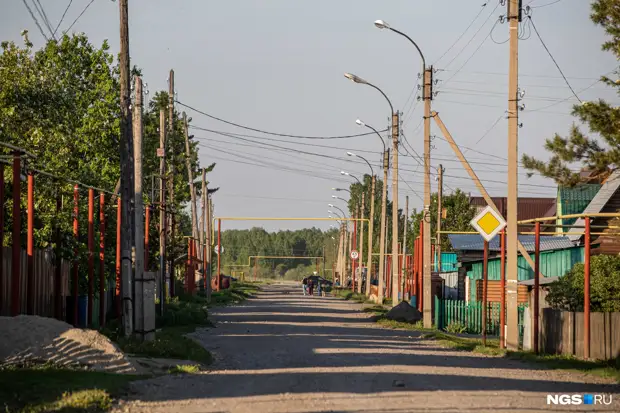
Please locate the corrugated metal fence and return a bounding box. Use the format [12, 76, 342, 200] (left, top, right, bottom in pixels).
[0, 246, 70, 317]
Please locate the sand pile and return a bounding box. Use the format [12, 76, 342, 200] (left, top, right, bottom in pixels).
[0, 315, 142, 374]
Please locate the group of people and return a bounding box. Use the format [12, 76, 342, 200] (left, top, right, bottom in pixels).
[302, 272, 323, 296]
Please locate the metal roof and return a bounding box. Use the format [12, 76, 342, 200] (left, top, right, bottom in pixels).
[567, 170, 620, 241]
[447, 233, 576, 252]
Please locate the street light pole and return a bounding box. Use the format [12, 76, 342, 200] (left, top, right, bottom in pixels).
[375, 18, 432, 316]
[345, 76, 394, 305]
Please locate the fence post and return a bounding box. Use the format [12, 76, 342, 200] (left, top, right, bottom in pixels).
[72, 185, 79, 327]
[584, 217, 591, 359]
[115, 197, 121, 318]
[88, 188, 94, 326]
[54, 187, 62, 320]
[144, 205, 150, 270]
[500, 230, 506, 349]
[99, 193, 105, 328]
[0, 166, 4, 315]
[27, 172, 34, 315]
[11, 152, 21, 316]
[434, 296, 439, 328]
[534, 221, 540, 354]
[482, 240, 488, 346]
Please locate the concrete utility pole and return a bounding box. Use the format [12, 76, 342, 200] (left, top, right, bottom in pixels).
[422, 66, 433, 327]
[158, 109, 166, 315]
[133, 76, 150, 341]
[391, 111, 400, 306]
[378, 150, 389, 303]
[365, 175, 375, 297]
[167, 69, 175, 297]
[402, 195, 408, 300]
[506, 0, 521, 350]
[436, 164, 444, 273]
[118, 0, 133, 337]
[206, 195, 212, 302]
[358, 194, 365, 294]
[183, 113, 199, 253]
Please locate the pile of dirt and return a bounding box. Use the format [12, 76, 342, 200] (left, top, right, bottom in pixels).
[384, 301, 422, 323]
[0, 315, 143, 374]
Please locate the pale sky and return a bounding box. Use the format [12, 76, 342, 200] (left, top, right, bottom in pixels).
[2, 0, 617, 231]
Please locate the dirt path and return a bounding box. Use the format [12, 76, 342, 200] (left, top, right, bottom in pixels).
[114, 283, 619, 413]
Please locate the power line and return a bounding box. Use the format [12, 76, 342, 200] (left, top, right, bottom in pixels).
[178, 100, 386, 140]
[63, 0, 95, 34]
[528, 16, 582, 103]
[441, 1, 501, 70]
[530, 0, 563, 8]
[32, 0, 55, 39]
[434, 2, 489, 65]
[21, 0, 49, 41]
[54, 0, 74, 36]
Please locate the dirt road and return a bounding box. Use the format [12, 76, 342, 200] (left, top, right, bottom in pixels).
[114, 283, 618, 413]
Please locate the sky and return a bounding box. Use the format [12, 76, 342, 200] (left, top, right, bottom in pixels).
[2, 0, 618, 232]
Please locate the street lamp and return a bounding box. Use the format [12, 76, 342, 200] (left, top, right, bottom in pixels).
[332, 194, 348, 203]
[356, 119, 386, 152]
[375, 18, 431, 318]
[340, 170, 362, 185]
[332, 187, 351, 194]
[345, 75, 395, 306]
[328, 204, 347, 218]
[347, 151, 374, 178]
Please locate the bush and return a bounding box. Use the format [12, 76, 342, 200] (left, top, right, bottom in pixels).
[546, 255, 620, 312]
[445, 322, 467, 334]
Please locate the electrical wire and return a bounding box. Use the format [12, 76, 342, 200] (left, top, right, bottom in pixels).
[21, 0, 49, 41]
[528, 16, 582, 103]
[178, 101, 387, 140]
[530, 0, 563, 8]
[434, 2, 489, 65]
[32, 0, 55, 39]
[63, 0, 95, 34]
[54, 0, 74, 36]
[441, 1, 501, 70]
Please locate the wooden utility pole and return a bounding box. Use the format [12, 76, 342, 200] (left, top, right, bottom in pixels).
[133, 76, 147, 339]
[365, 175, 375, 297]
[158, 109, 166, 315]
[167, 69, 175, 298]
[118, 0, 133, 337]
[206, 195, 212, 302]
[183, 113, 199, 245]
[358, 194, 365, 294]
[506, 0, 521, 350]
[402, 195, 408, 300]
[422, 66, 433, 327]
[391, 111, 400, 306]
[436, 165, 444, 273]
[201, 169, 206, 289]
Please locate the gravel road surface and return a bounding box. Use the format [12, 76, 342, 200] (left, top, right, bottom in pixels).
[114, 282, 619, 413]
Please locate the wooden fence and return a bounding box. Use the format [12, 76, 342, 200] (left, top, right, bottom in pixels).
[540, 308, 620, 360]
[0, 246, 70, 317]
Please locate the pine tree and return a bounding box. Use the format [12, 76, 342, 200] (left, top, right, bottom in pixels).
[522, 0, 620, 186]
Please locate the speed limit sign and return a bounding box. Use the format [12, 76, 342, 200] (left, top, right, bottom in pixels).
[350, 250, 359, 260]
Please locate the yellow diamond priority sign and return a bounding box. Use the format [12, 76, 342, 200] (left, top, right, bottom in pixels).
[470, 205, 507, 242]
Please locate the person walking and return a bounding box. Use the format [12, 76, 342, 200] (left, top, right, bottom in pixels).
[302, 277, 308, 296]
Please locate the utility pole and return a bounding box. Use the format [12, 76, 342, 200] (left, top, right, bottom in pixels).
[506, 0, 521, 350]
[183, 113, 199, 254]
[365, 175, 375, 297]
[377, 149, 389, 304]
[205, 194, 212, 302]
[167, 69, 175, 298]
[436, 165, 444, 273]
[422, 66, 434, 327]
[200, 169, 206, 290]
[158, 109, 166, 315]
[391, 111, 400, 306]
[358, 195, 364, 294]
[118, 0, 133, 337]
[133, 76, 148, 340]
[402, 195, 408, 300]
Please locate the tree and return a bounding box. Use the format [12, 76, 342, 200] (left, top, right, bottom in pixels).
[546, 254, 620, 312]
[521, 0, 620, 186]
[408, 189, 477, 252]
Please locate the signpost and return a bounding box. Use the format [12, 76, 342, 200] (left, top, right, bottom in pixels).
[350, 250, 359, 260]
[470, 205, 507, 242]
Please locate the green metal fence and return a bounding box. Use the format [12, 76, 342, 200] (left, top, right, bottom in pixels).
[435, 297, 527, 342]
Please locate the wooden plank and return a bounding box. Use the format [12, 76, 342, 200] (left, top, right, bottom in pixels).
[476, 280, 528, 303]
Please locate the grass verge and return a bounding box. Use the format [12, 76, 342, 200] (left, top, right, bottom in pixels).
[421, 331, 620, 383]
[333, 288, 373, 304]
[102, 281, 260, 364]
[0, 363, 141, 413]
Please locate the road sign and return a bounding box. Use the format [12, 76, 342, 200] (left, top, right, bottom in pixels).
[156, 148, 164, 157]
[214, 244, 224, 255]
[350, 250, 359, 260]
[470, 205, 506, 242]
